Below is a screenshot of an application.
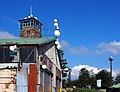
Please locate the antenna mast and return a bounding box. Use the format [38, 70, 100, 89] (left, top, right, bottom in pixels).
[30, 6, 33, 16]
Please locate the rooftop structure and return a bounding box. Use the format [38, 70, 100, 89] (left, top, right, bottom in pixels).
[19, 11, 43, 38]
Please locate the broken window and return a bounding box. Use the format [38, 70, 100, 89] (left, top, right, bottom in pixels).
[20, 47, 36, 63]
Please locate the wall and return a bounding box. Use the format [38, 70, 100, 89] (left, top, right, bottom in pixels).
[39, 41, 62, 92]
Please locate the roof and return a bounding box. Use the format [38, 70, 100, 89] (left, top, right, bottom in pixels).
[19, 17, 43, 25]
[0, 38, 55, 46]
[110, 83, 120, 88]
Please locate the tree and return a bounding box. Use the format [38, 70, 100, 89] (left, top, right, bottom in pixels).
[59, 50, 68, 78]
[59, 50, 72, 88]
[89, 75, 97, 89]
[78, 68, 90, 88]
[65, 79, 77, 88]
[96, 70, 112, 88]
[114, 73, 120, 84]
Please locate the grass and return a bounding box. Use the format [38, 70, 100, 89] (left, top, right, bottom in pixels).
[72, 89, 99, 92]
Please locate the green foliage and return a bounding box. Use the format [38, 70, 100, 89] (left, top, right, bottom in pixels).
[89, 75, 97, 89]
[114, 73, 120, 84]
[78, 68, 90, 88]
[67, 79, 79, 88]
[96, 70, 112, 88]
[62, 79, 67, 88]
[59, 50, 68, 78]
[65, 68, 112, 90]
[68, 68, 97, 89]
[72, 89, 99, 92]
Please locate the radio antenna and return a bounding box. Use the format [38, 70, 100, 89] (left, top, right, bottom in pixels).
[30, 6, 33, 17]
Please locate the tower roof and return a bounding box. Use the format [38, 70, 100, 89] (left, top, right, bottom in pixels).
[19, 16, 43, 25]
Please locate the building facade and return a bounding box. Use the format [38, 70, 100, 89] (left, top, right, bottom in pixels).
[0, 14, 62, 92]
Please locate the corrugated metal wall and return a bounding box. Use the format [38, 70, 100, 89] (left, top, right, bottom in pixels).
[17, 68, 28, 92]
[40, 70, 43, 92]
[44, 72, 50, 92]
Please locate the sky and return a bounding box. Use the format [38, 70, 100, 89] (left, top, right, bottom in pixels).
[0, 0, 120, 79]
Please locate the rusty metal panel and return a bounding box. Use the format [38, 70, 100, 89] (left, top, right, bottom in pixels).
[28, 64, 37, 92]
[56, 67, 61, 79]
[0, 69, 16, 92]
[42, 54, 53, 72]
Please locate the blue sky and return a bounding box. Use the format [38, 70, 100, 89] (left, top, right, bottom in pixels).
[0, 0, 120, 78]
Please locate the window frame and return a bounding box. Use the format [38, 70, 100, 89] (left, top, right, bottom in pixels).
[0, 47, 11, 63]
[19, 46, 37, 63]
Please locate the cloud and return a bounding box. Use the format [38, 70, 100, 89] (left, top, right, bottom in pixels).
[69, 46, 89, 55]
[71, 64, 120, 79]
[61, 40, 90, 55]
[0, 31, 17, 38]
[61, 40, 120, 55]
[61, 40, 70, 48]
[107, 68, 120, 77]
[95, 41, 120, 55]
[71, 64, 100, 79]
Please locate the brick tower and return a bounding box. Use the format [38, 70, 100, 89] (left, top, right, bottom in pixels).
[19, 13, 42, 38]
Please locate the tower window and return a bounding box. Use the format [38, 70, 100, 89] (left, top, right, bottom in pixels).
[28, 23, 30, 26]
[23, 23, 26, 27]
[27, 30, 30, 34]
[31, 22, 33, 26]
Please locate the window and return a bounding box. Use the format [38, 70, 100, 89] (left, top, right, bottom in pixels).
[20, 47, 36, 63]
[31, 20, 34, 26]
[28, 23, 30, 26]
[31, 22, 33, 26]
[0, 47, 11, 62]
[0, 48, 3, 61]
[23, 23, 26, 27]
[20, 24, 23, 30]
[27, 30, 30, 34]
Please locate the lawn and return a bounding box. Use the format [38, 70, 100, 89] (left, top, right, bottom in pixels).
[72, 89, 99, 92]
